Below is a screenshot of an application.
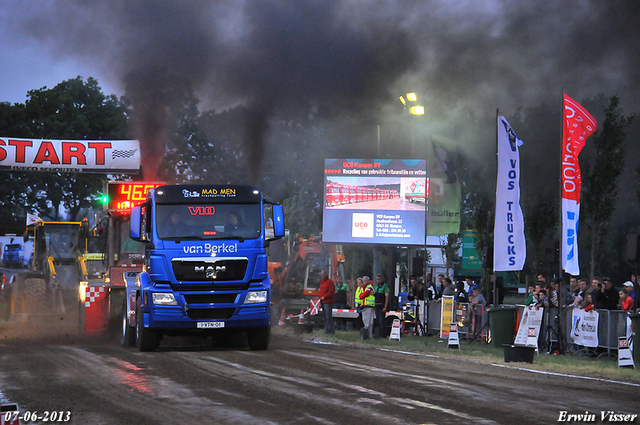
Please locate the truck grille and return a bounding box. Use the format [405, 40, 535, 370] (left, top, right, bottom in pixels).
[172, 258, 248, 282]
[187, 308, 236, 320]
[170, 282, 250, 291]
[183, 293, 237, 304]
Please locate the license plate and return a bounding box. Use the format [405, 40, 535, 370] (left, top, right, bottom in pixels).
[197, 321, 225, 329]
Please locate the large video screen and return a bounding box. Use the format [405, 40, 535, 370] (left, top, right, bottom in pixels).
[323, 159, 427, 245]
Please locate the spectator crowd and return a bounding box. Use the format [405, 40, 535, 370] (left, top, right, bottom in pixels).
[523, 272, 638, 313]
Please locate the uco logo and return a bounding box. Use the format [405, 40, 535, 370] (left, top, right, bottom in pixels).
[352, 213, 374, 238]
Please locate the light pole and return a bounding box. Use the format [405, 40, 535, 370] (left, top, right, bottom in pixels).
[399, 93, 429, 334]
[399, 93, 425, 156]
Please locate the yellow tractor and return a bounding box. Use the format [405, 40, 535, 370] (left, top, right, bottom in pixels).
[10, 220, 90, 316]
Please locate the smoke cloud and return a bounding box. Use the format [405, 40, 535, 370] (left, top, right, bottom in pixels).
[5, 0, 640, 182]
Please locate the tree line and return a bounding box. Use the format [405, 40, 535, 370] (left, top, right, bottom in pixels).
[1, 77, 637, 284]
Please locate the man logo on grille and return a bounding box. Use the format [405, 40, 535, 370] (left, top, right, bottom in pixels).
[205, 265, 226, 279]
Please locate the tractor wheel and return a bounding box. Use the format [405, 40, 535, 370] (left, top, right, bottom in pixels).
[120, 300, 136, 347]
[9, 274, 26, 316]
[24, 278, 48, 314]
[247, 326, 270, 351]
[136, 299, 159, 352]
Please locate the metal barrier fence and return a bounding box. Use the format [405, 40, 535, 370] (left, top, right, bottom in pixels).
[404, 300, 632, 356]
[404, 300, 489, 341]
[511, 305, 632, 357]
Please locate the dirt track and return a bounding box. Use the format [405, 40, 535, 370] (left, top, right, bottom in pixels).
[1, 316, 639, 425]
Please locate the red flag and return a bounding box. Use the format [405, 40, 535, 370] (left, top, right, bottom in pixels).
[562, 94, 597, 201]
[561, 93, 597, 276]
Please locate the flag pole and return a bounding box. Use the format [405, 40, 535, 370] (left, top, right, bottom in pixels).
[421, 136, 431, 336]
[493, 109, 499, 306]
[558, 90, 565, 281]
[424, 135, 430, 280]
[558, 89, 567, 354]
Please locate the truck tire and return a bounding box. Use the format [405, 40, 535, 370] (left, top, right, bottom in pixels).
[24, 278, 48, 314]
[247, 326, 270, 351]
[120, 300, 136, 347]
[136, 300, 159, 352]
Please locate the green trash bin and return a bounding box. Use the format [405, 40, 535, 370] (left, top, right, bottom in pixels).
[629, 313, 640, 366]
[487, 306, 516, 348]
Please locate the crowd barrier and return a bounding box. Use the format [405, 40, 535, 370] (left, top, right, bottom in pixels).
[399, 300, 633, 357]
[520, 305, 633, 357]
[399, 299, 489, 341]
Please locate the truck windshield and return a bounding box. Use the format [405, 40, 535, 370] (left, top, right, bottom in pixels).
[157, 204, 262, 240]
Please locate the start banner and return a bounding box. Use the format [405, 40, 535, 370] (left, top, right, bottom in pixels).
[0, 137, 140, 174]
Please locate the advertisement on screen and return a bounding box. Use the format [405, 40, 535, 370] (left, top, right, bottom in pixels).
[323, 159, 427, 245]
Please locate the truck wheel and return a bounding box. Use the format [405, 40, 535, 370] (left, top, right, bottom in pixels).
[247, 326, 270, 351]
[120, 300, 136, 347]
[136, 300, 159, 352]
[24, 278, 48, 314]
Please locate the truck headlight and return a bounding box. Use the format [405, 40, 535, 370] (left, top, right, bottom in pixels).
[244, 290, 268, 304]
[152, 293, 178, 305]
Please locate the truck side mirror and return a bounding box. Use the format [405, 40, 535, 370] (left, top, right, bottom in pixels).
[130, 205, 143, 240]
[272, 204, 285, 239]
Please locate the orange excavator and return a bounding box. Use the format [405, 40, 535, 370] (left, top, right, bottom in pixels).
[269, 236, 345, 318]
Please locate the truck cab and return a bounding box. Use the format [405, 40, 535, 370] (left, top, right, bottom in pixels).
[126, 184, 284, 351]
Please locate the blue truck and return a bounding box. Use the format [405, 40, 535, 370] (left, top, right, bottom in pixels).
[2, 244, 23, 268]
[121, 184, 285, 351]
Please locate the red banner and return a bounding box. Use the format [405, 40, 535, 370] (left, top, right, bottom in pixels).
[561, 94, 597, 276]
[561, 94, 597, 201]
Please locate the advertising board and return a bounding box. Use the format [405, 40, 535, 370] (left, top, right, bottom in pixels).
[323, 159, 427, 245]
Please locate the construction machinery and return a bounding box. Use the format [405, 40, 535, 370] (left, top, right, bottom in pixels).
[270, 237, 346, 318]
[9, 220, 90, 316]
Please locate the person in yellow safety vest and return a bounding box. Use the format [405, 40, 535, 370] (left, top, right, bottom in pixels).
[355, 276, 375, 340]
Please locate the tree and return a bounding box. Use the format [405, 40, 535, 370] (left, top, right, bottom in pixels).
[0, 77, 130, 230]
[282, 190, 322, 238]
[522, 196, 557, 278]
[581, 96, 635, 277]
[458, 157, 494, 294]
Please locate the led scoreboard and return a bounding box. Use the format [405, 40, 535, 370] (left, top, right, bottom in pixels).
[106, 182, 163, 214]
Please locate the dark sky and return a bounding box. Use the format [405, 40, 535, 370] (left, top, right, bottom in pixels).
[1, 1, 639, 180]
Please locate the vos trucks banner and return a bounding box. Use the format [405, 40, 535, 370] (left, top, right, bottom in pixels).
[561, 95, 597, 276]
[0, 137, 141, 174]
[323, 159, 426, 245]
[494, 116, 526, 271]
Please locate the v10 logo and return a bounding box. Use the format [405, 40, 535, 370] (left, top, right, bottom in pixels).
[352, 213, 373, 238]
[188, 206, 216, 215]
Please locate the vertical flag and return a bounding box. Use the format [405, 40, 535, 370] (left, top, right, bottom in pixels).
[494, 116, 526, 271]
[26, 213, 41, 226]
[427, 135, 461, 236]
[561, 94, 597, 276]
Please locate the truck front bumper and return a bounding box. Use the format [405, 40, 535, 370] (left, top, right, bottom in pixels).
[145, 304, 270, 330]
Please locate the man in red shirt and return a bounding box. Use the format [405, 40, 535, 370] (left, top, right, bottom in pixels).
[319, 270, 335, 334]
